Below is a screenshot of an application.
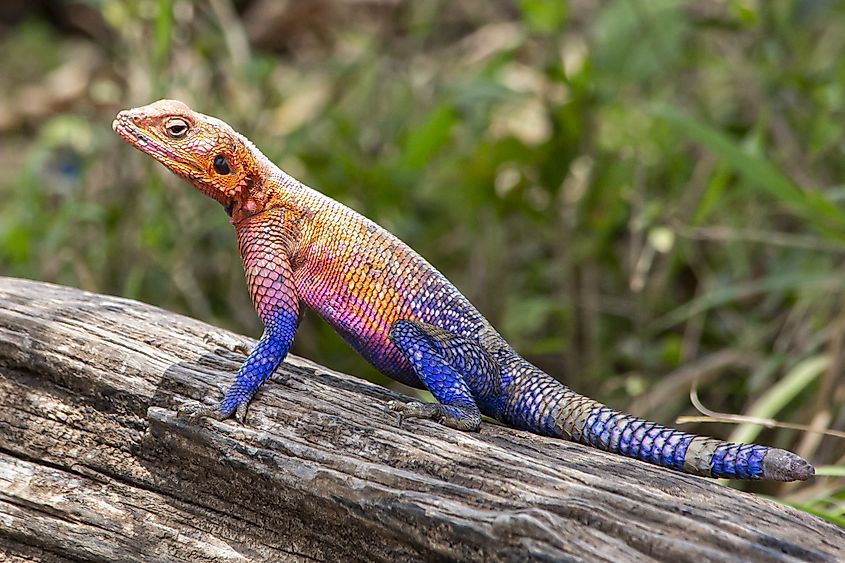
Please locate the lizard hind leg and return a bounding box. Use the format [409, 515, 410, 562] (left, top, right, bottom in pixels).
[386, 320, 487, 432]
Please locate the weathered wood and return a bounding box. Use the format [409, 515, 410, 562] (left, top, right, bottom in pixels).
[0, 276, 842, 562]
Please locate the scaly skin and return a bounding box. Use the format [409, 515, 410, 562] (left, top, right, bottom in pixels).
[113, 99, 814, 482]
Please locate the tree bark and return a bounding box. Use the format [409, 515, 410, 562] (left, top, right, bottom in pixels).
[0, 277, 842, 562]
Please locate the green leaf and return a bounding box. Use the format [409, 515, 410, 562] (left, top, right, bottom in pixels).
[814, 465, 845, 478]
[654, 271, 840, 330]
[401, 103, 456, 170]
[729, 355, 828, 444]
[519, 0, 568, 34]
[653, 106, 845, 237]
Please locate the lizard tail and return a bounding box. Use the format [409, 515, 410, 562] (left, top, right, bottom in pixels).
[502, 373, 814, 481]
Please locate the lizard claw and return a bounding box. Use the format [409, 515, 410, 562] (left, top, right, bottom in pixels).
[385, 400, 404, 427]
[234, 401, 250, 424]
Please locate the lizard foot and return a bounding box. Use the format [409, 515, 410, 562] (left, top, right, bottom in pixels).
[385, 401, 440, 426]
[203, 331, 254, 356]
[385, 399, 441, 428]
[177, 400, 224, 421]
[177, 383, 250, 424]
[385, 399, 480, 431]
[177, 399, 250, 424]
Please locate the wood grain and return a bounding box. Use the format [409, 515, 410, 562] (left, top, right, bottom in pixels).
[0, 277, 842, 562]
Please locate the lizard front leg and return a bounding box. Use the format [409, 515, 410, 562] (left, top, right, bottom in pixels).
[181, 214, 301, 423]
[180, 305, 299, 423]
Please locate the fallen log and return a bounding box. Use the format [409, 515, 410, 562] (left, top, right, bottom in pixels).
[0, 277, 842, 562]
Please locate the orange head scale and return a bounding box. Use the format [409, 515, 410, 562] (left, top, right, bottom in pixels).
[113, 99, 271, 221]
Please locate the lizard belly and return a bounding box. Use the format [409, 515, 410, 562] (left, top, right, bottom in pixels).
[294, 270, 423, 387]
[290, 206, 490, 388]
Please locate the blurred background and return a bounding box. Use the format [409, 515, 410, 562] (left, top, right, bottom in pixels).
[1, 0, 843, 517]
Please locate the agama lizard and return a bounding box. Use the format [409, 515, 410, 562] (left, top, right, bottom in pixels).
[113, 99, 814, 482]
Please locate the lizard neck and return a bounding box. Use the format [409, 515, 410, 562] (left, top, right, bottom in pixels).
[228, 184, 267, 224]
[225, 149, 289, 224]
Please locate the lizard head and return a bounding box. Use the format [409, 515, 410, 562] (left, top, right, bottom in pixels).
[113, 99, 267, 218]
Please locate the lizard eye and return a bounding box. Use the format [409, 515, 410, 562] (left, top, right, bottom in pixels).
[213, 154, 231, 175]
[164, 117, 189, 139]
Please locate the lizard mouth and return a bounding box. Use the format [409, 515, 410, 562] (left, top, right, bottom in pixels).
[112, 112, 203, 174]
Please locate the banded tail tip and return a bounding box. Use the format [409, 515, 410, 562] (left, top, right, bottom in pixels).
[762, 449, 815, 481]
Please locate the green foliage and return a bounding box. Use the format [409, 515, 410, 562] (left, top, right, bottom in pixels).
[1, 0, 844, 514]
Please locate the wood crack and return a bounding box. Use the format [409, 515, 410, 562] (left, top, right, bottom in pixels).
[0, 277, 842, 562]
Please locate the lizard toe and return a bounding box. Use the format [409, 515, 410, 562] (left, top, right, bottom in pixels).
[177, 400, 217, 420]
[234, 401, 250, 425]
